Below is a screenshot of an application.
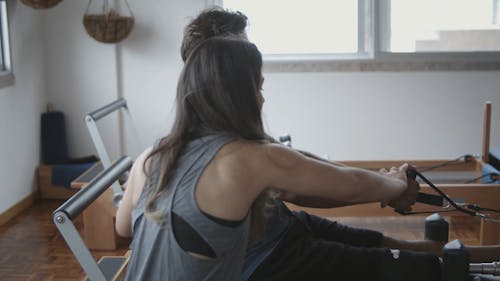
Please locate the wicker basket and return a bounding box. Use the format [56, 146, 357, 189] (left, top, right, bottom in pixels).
[20, 0, 62, 9]
[83, 10, 134, 43]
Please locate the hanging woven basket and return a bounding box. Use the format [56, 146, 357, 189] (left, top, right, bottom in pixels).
[20, 0, 62, 9]
[83, 0, 134, 43]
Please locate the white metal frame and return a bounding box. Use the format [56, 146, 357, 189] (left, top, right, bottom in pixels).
[0, 0, 13, 88]
[85, 98, 143, 206]
[53, 156, 132, 281]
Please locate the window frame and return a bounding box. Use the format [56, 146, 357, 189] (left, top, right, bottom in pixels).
[375, 0, 500, 62]
[0, 0, 13, 87]
[209, 0, 500, 71]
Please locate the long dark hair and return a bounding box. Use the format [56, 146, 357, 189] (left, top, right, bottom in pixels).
[144, 37, 273, 241]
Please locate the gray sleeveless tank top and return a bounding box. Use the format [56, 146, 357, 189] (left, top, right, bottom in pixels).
[242, 199, 294, 281]
[125, 134, 251, 281]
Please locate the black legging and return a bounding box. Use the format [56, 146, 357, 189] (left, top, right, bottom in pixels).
[249, 212, 441, 281]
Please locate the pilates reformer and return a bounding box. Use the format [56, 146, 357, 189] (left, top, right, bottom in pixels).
[54, 172, 500, 281]
[54, 101, 499, 280]
[54, 145, 499, 280]
[53, 156, 133, 281]
[287, 151, 500, 244]
[69, 99, 144, 250]
[281, 103, 500, 245]
[423, 214, 500, 281]
[280, 133, 500, 218]
[443, 240, 500, 281]
[85, 98, 143, 207]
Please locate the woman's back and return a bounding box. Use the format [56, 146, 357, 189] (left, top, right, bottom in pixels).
[116, 38, 409, 281]
[125, 134, 251, 281]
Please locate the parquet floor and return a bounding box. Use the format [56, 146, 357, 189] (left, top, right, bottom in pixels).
[0, 200, 482, 281]
[0, 200, 129, 281]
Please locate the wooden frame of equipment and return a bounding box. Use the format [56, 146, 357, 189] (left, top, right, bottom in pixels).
[288, 102, 500, 245]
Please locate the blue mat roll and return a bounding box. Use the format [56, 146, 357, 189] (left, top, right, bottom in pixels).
[41, 111, 68, 165]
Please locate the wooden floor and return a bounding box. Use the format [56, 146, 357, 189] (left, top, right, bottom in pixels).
[0, 200, 130, 281]
[0, 200, 482, 281]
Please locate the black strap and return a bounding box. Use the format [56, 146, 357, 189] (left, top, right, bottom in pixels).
[397, 168, 477, 216]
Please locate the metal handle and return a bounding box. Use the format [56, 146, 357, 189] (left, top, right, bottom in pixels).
[53, 156, 133, 220]
[87, 98, 127, 121]
[470, 262, 500, 276]
[416, 192, 445, 207]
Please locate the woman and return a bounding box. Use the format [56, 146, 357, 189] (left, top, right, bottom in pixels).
[115, 37, 413, 281]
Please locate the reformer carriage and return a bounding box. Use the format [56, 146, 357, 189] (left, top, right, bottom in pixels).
[53, 99, 500, 280]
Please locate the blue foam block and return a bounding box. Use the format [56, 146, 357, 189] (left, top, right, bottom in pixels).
[489, 148, 500, 171]
[482, 163, 500, 184]
[51, 162, 96, 188]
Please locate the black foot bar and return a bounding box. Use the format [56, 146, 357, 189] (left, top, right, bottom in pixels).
[424, 213, 500, 281]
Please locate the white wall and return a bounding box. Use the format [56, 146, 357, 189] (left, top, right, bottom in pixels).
[0, 2, 47, 213]
[0, 0, 493, 213]
[120, 0, 203, 158]
[43, 0, 500, 164]
[45, 0, 204, 161]
[44, 0, 120, 160]
[262, 72, 500, 160]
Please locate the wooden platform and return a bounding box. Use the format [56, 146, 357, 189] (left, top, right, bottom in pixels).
[82, 251, 131, 281]
[70, 162, 119, 250]
[38, 165, 78, 199]
[288, 157, 500, 245]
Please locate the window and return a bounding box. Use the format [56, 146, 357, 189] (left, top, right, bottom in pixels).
[212, 0, 500, 70]
[223, 0, 359, 56]
[0, 0, 13, 87]
[388, 0, 500, 53]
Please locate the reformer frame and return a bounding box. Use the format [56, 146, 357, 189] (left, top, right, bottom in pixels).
[85, 98, 143, 206]
[288, 103, 500, 245]
[67, 99, 143, 250]
[53, 156, 133, 281]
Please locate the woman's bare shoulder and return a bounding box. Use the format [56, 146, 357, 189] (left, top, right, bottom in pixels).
[137, 146, 154, 164]
[215, 140, 278, 163]
[213, 141, 307, 187]
[216, 141, 305, 168]
[127, 146, 154, 203]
